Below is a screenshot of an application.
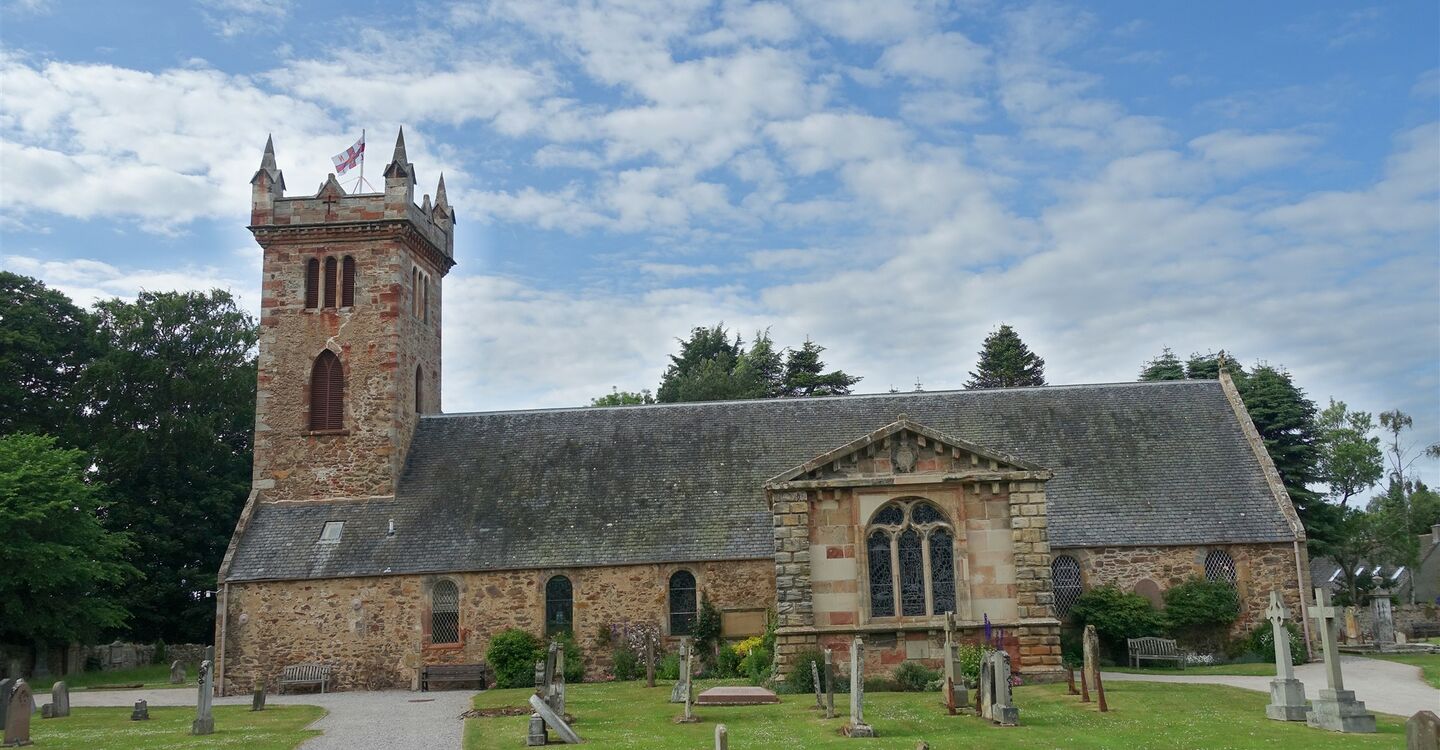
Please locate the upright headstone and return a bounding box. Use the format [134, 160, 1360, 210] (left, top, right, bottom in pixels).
[1372, 596, 1396, 647]
[983, 651, 1018, 726]
[40, 681, 69, 719]
[1344, 607, 1362, 644]
[0, 678, 14, 730]
[811, 661, 824, 709]
[547, 639, 566, 716]
[1305, 587, 1377, 733]
[844, 636, 875, 738]
[645, 635, 656, 688]
[1406, 710, 1439, 750]
[823, 648, 836, 719]
[130, 700, 149, 721]
[1263, 591, 1307, 721]
[170, 660, 186, 684]
[2, 679, 31, 747]
[251, 685, 267, 712]
[942, 612, 957, 715]
[192, 647, 215, 736]
[715, 724, 729, 750]
[677, 644, 698, 723]
[1081, 625, 1101, 706]
[528, 694, 581, 744]
[669, 639, 691, 703]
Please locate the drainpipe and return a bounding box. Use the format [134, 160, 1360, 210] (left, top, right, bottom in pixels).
[1292, 541, 1312, 660]
[216, 582, 230, 697]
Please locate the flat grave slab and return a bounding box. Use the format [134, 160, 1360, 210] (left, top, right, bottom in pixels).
[695, 687, 780, 706]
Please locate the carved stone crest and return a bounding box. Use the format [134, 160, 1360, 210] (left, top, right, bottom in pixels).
[893, 438, 917, 473]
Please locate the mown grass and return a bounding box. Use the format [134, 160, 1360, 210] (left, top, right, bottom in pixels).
[1105, 662, 1276, 677]
[30, 664, 183, 692]
[27, 704, 324, 750]
[463, 678, 1405, 749]
[1368, 651, 1440, 689]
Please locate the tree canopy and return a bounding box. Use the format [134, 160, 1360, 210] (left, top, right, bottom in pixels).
[650, 325, 859, 404]
[965, 324, 1046, 389]
[1138, 347, 1184, 381]
[1317, 399, 1384, 508]
[0, 272, 98, 442]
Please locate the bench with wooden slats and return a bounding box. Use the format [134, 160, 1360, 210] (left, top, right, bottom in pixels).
[279, 663, 333, 693]
[420, 663, 490, 691]
[1127, 637, 1185, 669]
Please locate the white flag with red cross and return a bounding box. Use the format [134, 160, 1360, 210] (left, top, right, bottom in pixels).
[331, 135, 365, 175]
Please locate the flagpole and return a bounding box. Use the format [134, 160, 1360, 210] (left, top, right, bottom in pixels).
[357, 129, 366, 193]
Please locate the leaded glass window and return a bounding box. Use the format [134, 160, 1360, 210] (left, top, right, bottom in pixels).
[1050, 555, 1082, 618]
[668, 570, 697, 635]
[431, 580, 459, 644]
[545, 575, 573, 636]
[865, 498, 957, 619]
[1204, 550, 1237, 588]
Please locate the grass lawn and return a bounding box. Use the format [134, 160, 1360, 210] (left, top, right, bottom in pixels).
[1369, 651, 1440, 689]
[28, 704, 324, 749]
[463, 679, 1405, 749]
[30, 665, 184, 692]
[1106, 662, 1276, 677]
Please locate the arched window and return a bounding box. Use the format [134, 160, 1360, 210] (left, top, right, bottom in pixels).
[308, 350, 343, 431]
[545, 575, 573, 636]
[412, 267, 420, 316]
[430, 580, 459, 644]
[422, 277, 430, 323]
[304, 258, 320, 309]
[865, 499, 957, 619]
[341, 256, 356, 307]
[323, 256, 338, 308]
[1051, 555, 1083, 618]
[415, 365, 424, 414]
[668, 570, 697, 635]
[1205, 549, 1237, 588]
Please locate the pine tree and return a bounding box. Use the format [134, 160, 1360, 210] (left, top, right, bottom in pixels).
[965, 324, 1046, 389]
[1184, 351, 1246, 383]
[1237, 365, 1332, 551]
[1138, 347, 1184, 381]
[780, 338, 860, 397]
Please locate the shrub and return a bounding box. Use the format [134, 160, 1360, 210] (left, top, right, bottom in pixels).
[716, 643, 743, 678]
[487, 628, 543, 688]
[863, 676, 899, 693]
[1068, 586, 1165, 663]
[152, 640, 167, 665]
[955, 642, 988, 683]
[658, 652, 680, 681]
[733, 635, 765, 657]
[1059, 626, 1083, 668]
[1244, 621, 1305, 667]
[740, 646, 772, 685]
[693, 599, 723, 668]
[551, 631, 584, 683]
[1163, 578, 1240, 650]
[612, 647, 640, 680]
[893, 661, 940, 692]
[784, 649, 824, 693]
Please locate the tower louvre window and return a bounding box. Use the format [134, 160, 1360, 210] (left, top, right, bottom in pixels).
[309, 350, 344, 431]
[341, 256, 356, 307]
[304, 258, 320, 309]
[323, 257, 338, 308]
[415, 365, 424, 414]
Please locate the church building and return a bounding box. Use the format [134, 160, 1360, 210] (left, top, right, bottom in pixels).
[215, 133, 1314, 694]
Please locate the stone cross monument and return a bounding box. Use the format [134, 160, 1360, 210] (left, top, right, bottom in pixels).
[1305, 587, 1376, 733]
[844, 636, 875, 738]
[1263, 591, 1307, 721]
[192, 646, 215, 735]
[669, 639, 691, 703]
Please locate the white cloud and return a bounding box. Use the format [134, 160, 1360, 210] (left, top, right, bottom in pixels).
[1188, 130, 1320, 175]
[2, 254, 254, 313]
[878, 32, 990, 85]
[198, 0, 290, 37]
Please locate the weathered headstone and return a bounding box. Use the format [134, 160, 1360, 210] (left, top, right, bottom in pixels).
[843, 636, 875, 738]
[546, 639, 566, 716]
[669, 639, 691, 703]
[645, 635, 656, 689]
[130, 700, 149, 721]
[39, 681, 69, 719]
[2, 679, 31, 747]
[528, 694, 581, 744]
[170, 660, 186, 684]
[1082, 625, 1101, 706]
[715, 724, 729, 750]
[1344, 607, 1362, 643]
[979, 650, 1018, 726]
[251, 685, 267, 712]
[1372, 596, 1396, 647]
[0, 678, 14, 730]
[823, 648, 836, 719]
[1263, 591, 1307, 721]
[1305, 587, 1377, 733]
[677, 643, 698, 723]
[942, 611, 958, 715]
[192, 647, 215, 736]
[1406, 710, 1439, 750]
[811, 661, 824, 709]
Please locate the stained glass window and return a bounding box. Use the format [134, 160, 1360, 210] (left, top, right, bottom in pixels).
[431, 580, 459, 644]
[911, 502, 944, 525]
[545, 575, 573, 636]
[1051, 555, 1082, 618]
[669, 570, 697, 635]
[867, 531, 894, 617]
[898, 528, 926, 616]
[873, 505, 904, 525]
[1204, 550, 1237, 588]
[930, 529, 956, 616]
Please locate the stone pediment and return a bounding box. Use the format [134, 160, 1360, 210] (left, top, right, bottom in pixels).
[764, 418, 1045, 489]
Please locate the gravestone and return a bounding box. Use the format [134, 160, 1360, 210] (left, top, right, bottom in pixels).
[528, 694, 581, 744]
[1082, 624, 1102, 707]
[1263, 591, 1307, 721]
[170, 660, 186, 684]
[696, 687, 778, 706]
[1305, 587, 1376, 733]
[251, 685, 267, 712]
[843, 636, 875, 737]
[1372, 596, 1396, 647]
[40, 681, 69, 719]
[979, 650, 1018, 726]
[192, 647, 215, 736]
[1406, 710, 1439, 750]
[669, 639, 691, 703]
[646, 635, 656, 689]
[677, 643, 698, 723]
[811, 662, 824, 709]
[0, 678, 14, 730]
[545, 639, 566, 717]
[942, 611, 960, 715]
[130, 700, 149, 721]
[2, 679, 31, 747]
[1344, 607, 1362, 644]
[715, 724, 729, 750]
[823, 648, 836, 719]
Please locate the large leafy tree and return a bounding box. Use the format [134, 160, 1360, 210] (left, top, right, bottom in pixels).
[84, 290, 258, 642]
[965, 324, 1046, 388]
[0, 433, 137, 646]
[1316, 399, 1384, 508]
[590, 388, 655, 407]
[779, 338, 860, 397]
[0, 273, 98, 442]
[1138, 347, 1185, 381]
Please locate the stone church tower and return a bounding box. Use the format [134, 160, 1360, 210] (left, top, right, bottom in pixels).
[246, 130, 455, 503]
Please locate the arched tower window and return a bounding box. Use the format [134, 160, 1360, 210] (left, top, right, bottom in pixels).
[545, 575, 573, 636]
[668, 570, 697, 635]
[865, 499, 956, 619]
[430, 579, 459, 644]
[341, 256, 356, 307]
[304, 258, 320, 309]
[1204, 549, 1237, 588]
[422, 276, 430, 323]
[308, 350, 344, 431]
[323, 256, 338, 308]
[1051, 555, 1083, 618]
[415, 365, 424, 414]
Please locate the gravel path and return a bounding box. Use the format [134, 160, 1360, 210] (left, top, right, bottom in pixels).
[68, 686, 477, 749]
[1105, 654, 1439, 717]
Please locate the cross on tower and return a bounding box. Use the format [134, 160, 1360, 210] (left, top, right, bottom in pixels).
[321, 190, 340, 220]
[1307, 586, 1343, 691]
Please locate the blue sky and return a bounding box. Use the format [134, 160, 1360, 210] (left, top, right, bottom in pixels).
[2, 1, 1438, 478]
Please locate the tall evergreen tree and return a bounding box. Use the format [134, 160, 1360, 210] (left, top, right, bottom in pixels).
[735, 330, 785, 398]
[0, 273, 98, 443]
[656, 324, 746, 403]
[1184, 351, 1246, 382]
[1237, 365, 1332, 551]
[1138, 347, 1184, 381]
[780, 338, 860, 397]
[965, 324, 1045, 389]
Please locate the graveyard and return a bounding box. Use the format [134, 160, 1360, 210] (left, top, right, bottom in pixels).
[24, 705, 324, 750]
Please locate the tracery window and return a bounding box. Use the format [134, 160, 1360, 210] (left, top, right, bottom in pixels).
[1051, 555, 1083, 618]
[668, 570, 698, 635]
[431, 579, 459, 644]
[545, 575, 573, 636]
[865, 499, 957, 619]
[1204, 549, 1237, 588]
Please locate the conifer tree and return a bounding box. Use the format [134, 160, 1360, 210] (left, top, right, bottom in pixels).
[1138, 347, 1185, 381]
[780, 338, 860, 397]
[965, 324, 1046, 389]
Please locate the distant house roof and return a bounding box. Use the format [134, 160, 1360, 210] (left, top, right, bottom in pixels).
[223, 379, 1301, 582]
[1312, 532, 1440, 605]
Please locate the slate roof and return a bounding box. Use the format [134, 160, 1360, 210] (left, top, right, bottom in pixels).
[224, 380, 1301, 582]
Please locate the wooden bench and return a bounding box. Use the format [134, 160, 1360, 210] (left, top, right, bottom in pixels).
[1410, 623, 1440, 640]
[420, 663, 491, 691]
[279, 663, 333, 693]
[1127, 637, 1185, 669]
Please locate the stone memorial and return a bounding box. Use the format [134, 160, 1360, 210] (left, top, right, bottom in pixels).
[669, 639, 691, 704]
[1263, 591, 1307, 721]
[811, 661, 824, 709]
[715, 724, 729, 750]
[942, 611, 961, 714]
[252, 685, 267, 712]
[1372, 596, 1396, 647]
[192, 647, 215, 736]
[3, 679, 31, 747]
[645, 635, 656, 689]
[823, 648, 836, 719]
[1305, 587, 1376, 733]
[528, 694, 581, 744]
[979, 651, 1018, 726]
[843, 636, 875, 738]
[40, 681, 69, 719]
[130, 700, 149, 721]
[696, 686, 779, 706]
[0, 678, 13, 731]
[1082, 624, 1101, 706]
[170, 660, 186, 684]
[1344, 607, 1361, 644]
[546, 639, 567, 716]
[1407, 710, 1439, 750]
[677, 644, 699, 723]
